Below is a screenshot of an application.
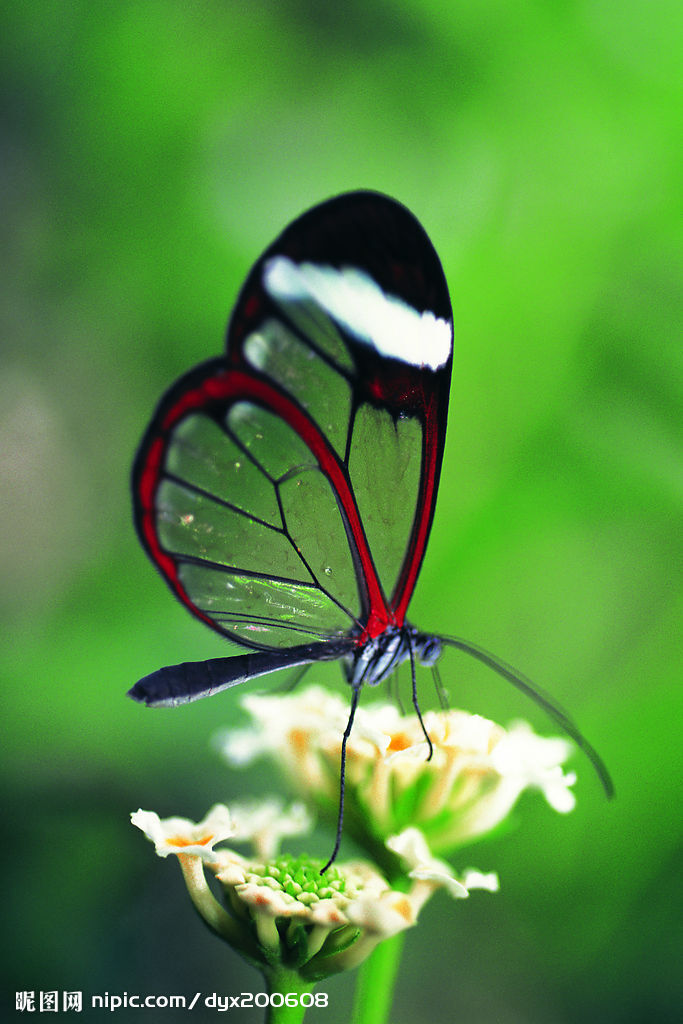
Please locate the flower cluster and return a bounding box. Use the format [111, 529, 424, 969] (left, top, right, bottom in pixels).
[218, 686, 576, 862]
[133, 686, 577, 991]
[132, 802, 495, 981]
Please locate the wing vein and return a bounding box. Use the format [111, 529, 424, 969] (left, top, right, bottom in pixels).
[269, 305, 355, 385]
[162, 470, 283, 532]
[170, 551, 318, 587]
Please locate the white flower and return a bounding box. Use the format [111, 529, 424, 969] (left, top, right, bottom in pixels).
[229, 797, 313, 859]
[218, 686, 350, 791]
[213, 848, 424, 974]
[387, 828, 499, 905]
[131, 799, 435, 978]
[131, 805, 234, 861]
[491, 721, 577, 813]
[218, 687, 577, 857]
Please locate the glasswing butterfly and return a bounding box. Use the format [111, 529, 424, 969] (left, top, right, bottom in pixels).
[130, 192, 612, 866]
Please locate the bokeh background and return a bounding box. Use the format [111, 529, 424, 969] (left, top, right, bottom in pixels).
[2, 2, 680, 1021]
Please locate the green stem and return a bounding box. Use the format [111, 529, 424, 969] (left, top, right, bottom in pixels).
[351, 932, 406, 1024]
[264, 967, 316, 1024]
[177, 854, 261, 963]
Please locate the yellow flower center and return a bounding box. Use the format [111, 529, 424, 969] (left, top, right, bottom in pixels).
[289, 727, 310, 757]
[387, 731, 414, 752]
[168, 832, 214, 847]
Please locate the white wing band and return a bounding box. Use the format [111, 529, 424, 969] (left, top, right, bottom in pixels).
[263, 256, 452, 371]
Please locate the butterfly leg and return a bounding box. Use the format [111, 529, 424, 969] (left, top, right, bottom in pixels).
[320, 680, 363, 874]
[270, 662, 312, 695]
[431, 659, 449, 711]
[388, 662, 406, 716]
[408, 635, 433, 761]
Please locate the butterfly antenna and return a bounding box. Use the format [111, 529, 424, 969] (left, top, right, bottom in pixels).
[438, 634, 614, 798]
[409, 634, 433, 761]
[432, 660, 449, 711]
[320, 682, 362, 874]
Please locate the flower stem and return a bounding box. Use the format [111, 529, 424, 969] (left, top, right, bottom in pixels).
[265, 968, 316, 1024]
[351, 932, 405, 1024]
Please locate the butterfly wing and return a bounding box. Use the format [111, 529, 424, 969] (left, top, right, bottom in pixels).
[131, 192, 453, 701]
[133, 354, 368, 648]
[224, 192, 454, 636]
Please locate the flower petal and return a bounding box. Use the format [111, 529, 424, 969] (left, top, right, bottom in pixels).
[230, 798, 313, 858]
[460, 869, 500, 893]
[131, 805, 234, 860]
[387, 828, 497, 900]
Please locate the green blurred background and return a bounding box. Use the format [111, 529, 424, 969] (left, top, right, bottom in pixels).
[2, 2, 680, 1021]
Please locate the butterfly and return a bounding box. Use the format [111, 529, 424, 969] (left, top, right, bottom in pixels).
[130, 191, 612, 866]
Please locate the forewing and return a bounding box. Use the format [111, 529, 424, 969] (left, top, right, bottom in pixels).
[227, 191, 453, 633]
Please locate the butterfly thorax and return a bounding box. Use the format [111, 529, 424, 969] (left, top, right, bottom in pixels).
[345, 626, 442, 689]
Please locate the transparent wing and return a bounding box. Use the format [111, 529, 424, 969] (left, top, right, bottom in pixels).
[133, 361, 361, 650]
